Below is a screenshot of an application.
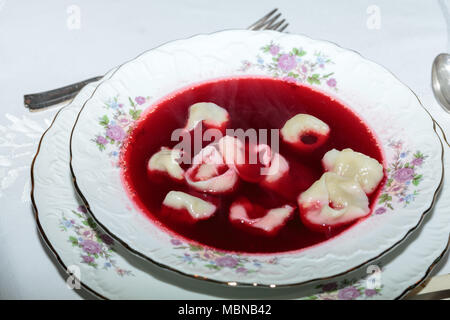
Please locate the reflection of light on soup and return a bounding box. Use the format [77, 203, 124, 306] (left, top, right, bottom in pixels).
[121, 77, 384, 254]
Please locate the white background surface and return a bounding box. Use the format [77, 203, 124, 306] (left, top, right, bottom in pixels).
[0, 0, 449, 299]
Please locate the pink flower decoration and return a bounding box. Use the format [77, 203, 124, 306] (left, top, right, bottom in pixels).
[278, 54, 297, 72]
[117, 116, 131, 128]
[100, 234, 114, 245]
[170, 239, 182, 246]
[322, 282, 338, 292]
[236, 267, 247, 273]
[135, 96, 146, 105]
[96, 136, 108, 145]
[83, 230, 91, 237]
[82, 255, 95, 264]
[269, 45, 280, 55]
[394, 167, 414, 183]
[327, 78, 337, 87]
[82, 240, 102, 255]
[364, 289, 377, 297]
[412, 158, 423, 166]
[337, 286, 360, 300]
[106, 125, 126, 142]
[216, 256, 238, 268]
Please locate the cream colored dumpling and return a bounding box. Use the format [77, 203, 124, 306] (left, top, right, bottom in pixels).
[262, 152, 289, 183]
[217, 135, 245, 166]
[230, 202, 294, 233]
[185, 102, 229, 131]
[322, 148, 383, 194]
[185, 145, 238, 193]
[162, 191, 216, 220]
[281, 114, 330, 143]
[148, 147, 184, 181]
[298, 172, 369, 226]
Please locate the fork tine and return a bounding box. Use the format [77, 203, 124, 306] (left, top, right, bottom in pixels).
[248, 8, 289, 33]
[278, 23, 289, 32]
[267, 18, 285, 30]
[262, 13, 282, 29]
[248, 8, 278, 30]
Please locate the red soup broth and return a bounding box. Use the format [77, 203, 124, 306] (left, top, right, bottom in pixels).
[120, 77, 384, 253]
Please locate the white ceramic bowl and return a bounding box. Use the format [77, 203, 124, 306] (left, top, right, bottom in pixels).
[70, 30, 443, 286]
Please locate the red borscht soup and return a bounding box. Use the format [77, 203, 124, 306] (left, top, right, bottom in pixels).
[120, 77, 384, 253]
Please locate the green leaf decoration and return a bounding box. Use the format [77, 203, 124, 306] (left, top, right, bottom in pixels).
[292, 48, 306, 57]
[69, 236, 78, 245]
[386, 178, 393, 187]
[99, 115, 109, 126]
[412, 174, 422, 186]
[128, 97, 135, 107]
[189, 244, 203, 252]
[378, 194, 392, 204]
[97, 143, 106, 151]
[129, 109, 142, 121]
[87, 217, 97, 229]
[413, 151, 424, 159]
[261, 44, 271, 53]
[72, 211, 83, 218]
[307, 76, 320, 85]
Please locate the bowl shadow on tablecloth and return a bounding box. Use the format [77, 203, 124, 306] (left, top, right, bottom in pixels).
[37, 187, 442, 300]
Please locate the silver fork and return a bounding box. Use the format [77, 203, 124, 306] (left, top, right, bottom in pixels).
[24, 9, 288, 110]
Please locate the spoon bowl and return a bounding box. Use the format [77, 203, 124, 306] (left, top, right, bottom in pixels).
[432, 53, 450, 113]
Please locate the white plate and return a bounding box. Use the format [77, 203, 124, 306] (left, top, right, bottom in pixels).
[70, 30, 443, 286]
[33, 77, 449, 300]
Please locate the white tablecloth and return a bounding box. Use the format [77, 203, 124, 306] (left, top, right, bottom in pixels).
[0, 0, 449, 299]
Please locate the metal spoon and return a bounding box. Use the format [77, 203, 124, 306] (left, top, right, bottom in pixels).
[432, 53, 450, 113]
[432, 0, 450, 113]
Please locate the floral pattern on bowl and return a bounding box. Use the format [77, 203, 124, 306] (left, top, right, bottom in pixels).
[93, 96, 148, 161]
[239, 42, 337, 88]
[375, 140, 426, 214]
[59, 205, 133, 277]
[304, 275, 383, 300]
[171, 238, 277, 275]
